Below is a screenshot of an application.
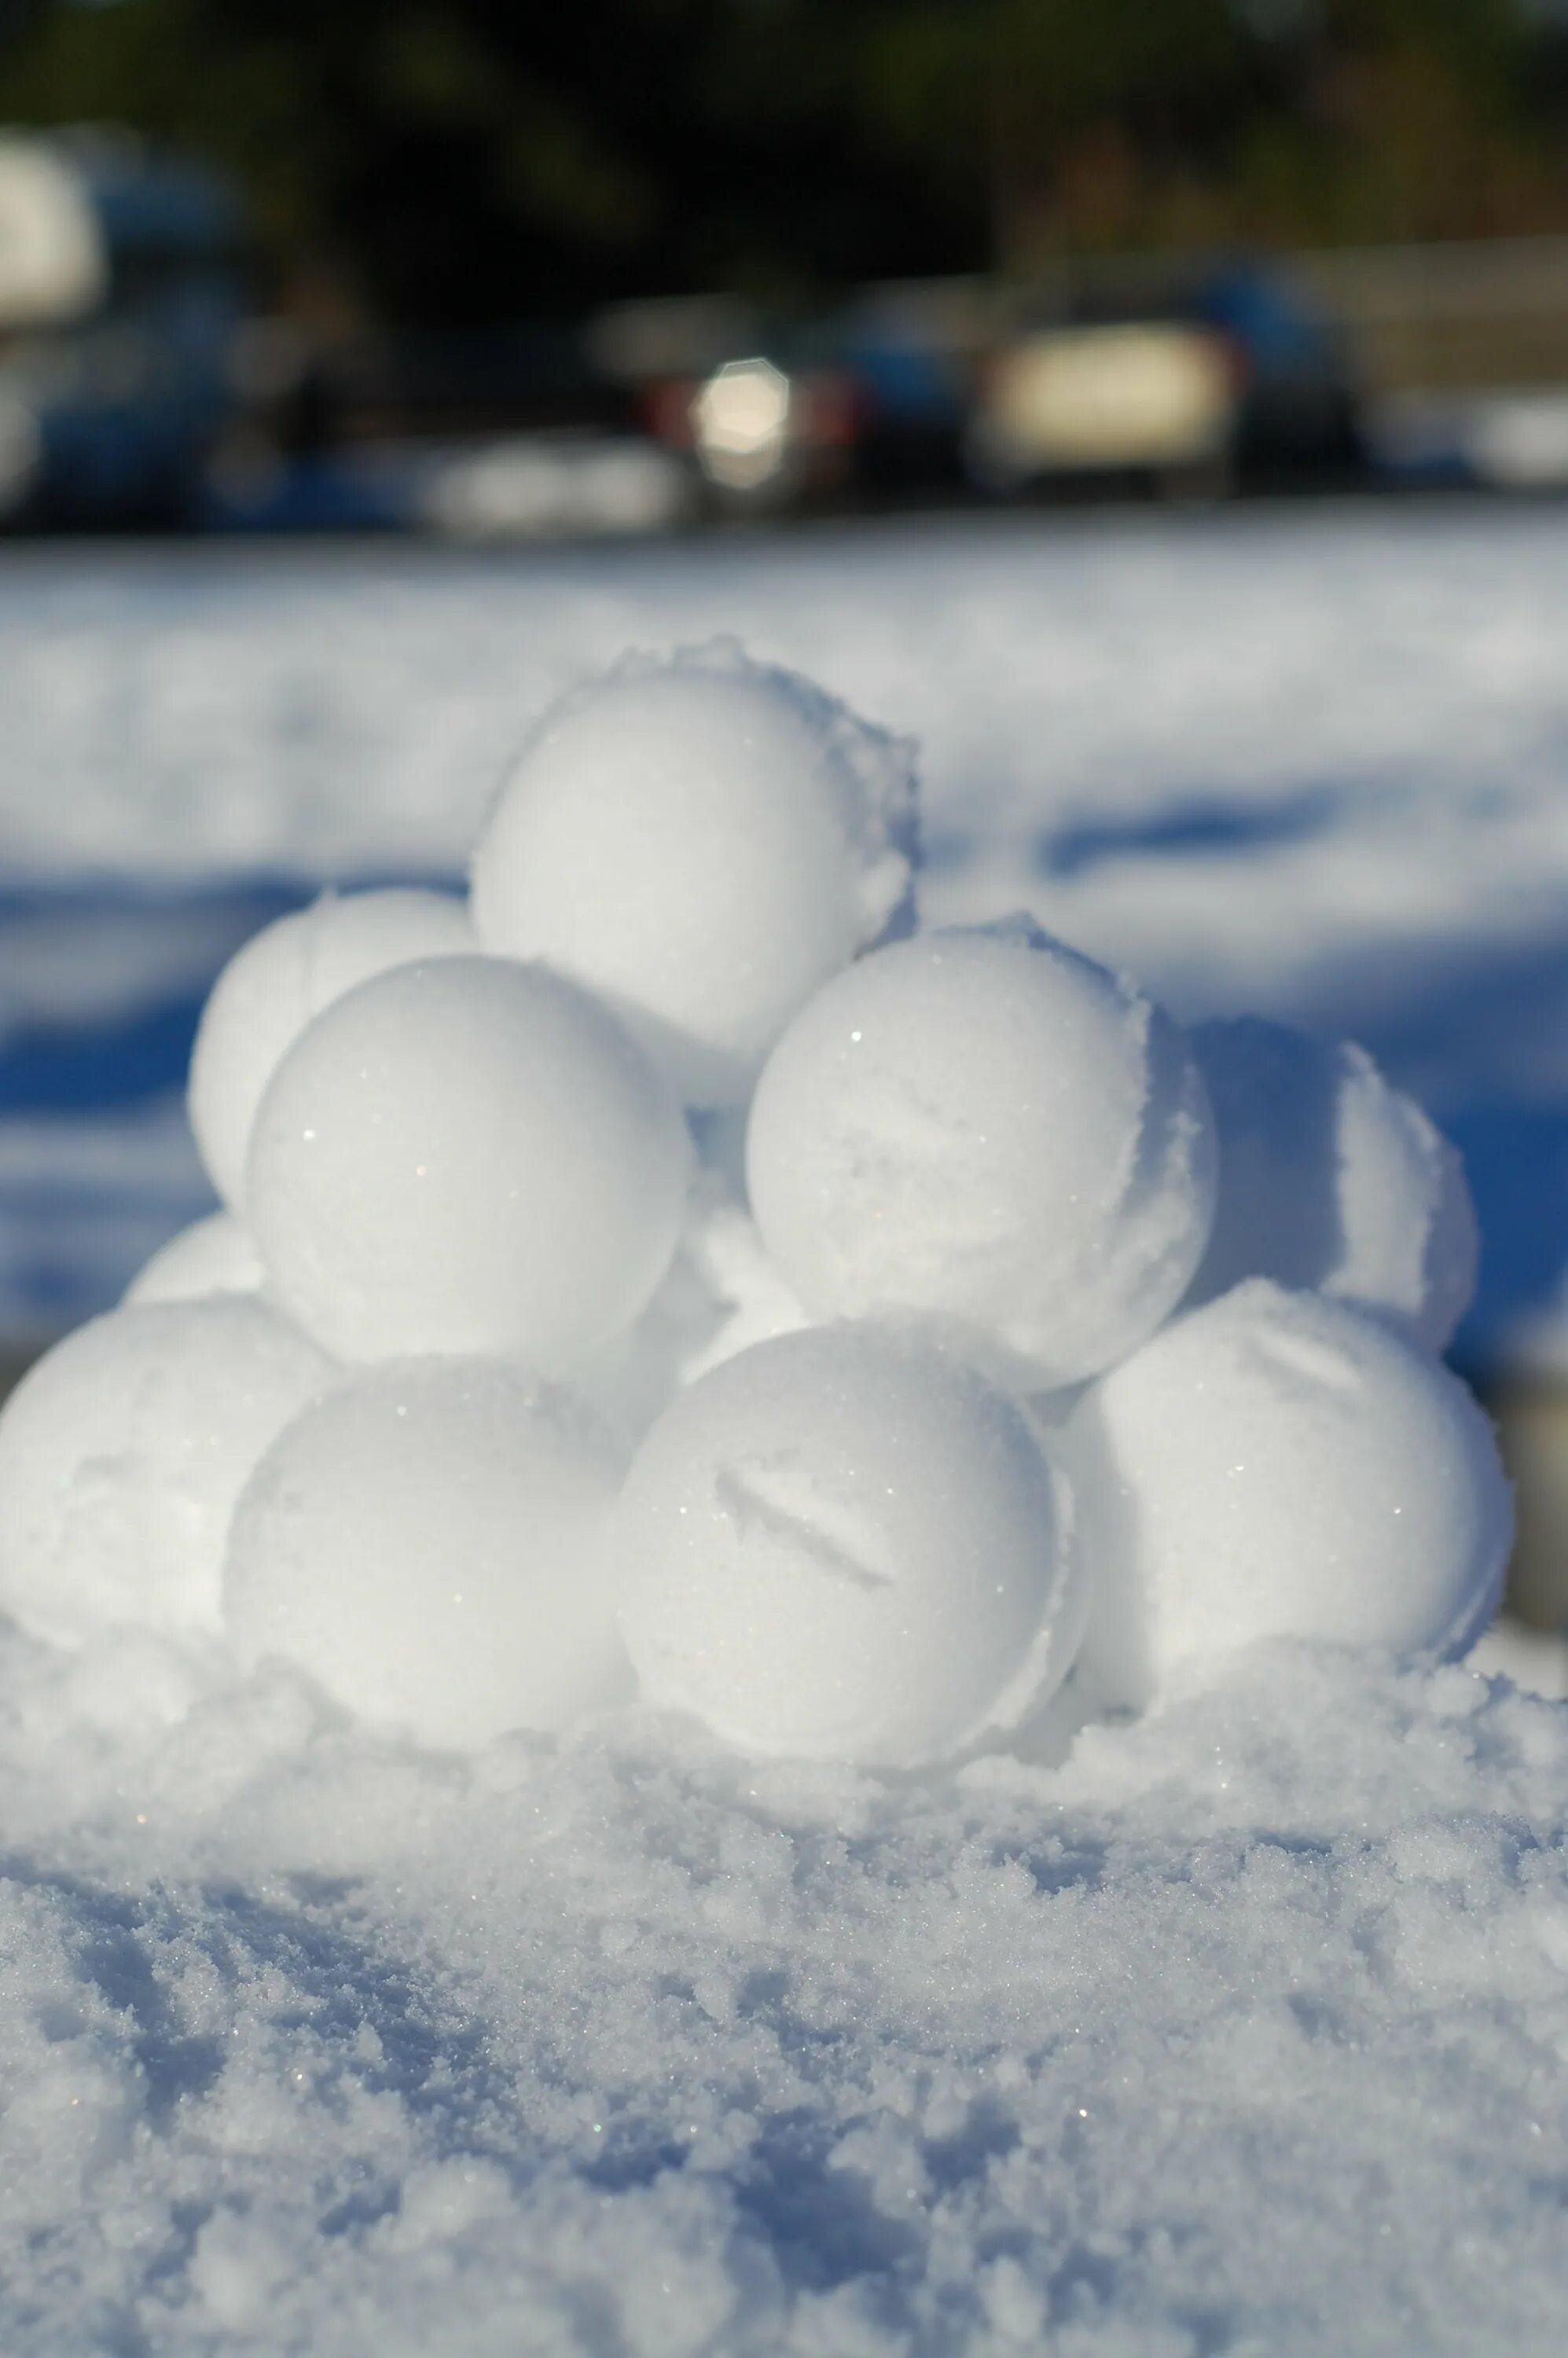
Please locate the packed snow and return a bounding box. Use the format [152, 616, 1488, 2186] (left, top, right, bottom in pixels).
[470, 642, 918, 1106]
[226, 1359, 630, 1749]
[246, 956, 689, 1368]
[0, 1295, 332, 1648]
[1064, 1280, 1511, 1711]
[124, 1208, 263, 1307]
[1, 517, 1566, 2352]
[747, 923, 1215, 1390]
[189, 886, 473, 1212]
[1184, 1016, 1478, 1350]
[618, 1324, 1081, 1768]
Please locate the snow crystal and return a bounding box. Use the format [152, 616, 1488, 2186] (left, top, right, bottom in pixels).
[246, 956, 690, 1368]
[1185, 1016, 1478, 1350]
[189, 887, 473, 1212]
[225, 1359, 629, 1749]
[469, 641, 918, 1107]
[616, 1324, 1081, 1768]
[1065, 1280, 1513, 1710]
[747, 921, 1216, 1390]
[123, 1208, 263, 1306]
[0, 1295, 334, 1647]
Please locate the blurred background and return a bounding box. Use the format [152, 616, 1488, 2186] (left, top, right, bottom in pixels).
[4, 0, 1568, 1654]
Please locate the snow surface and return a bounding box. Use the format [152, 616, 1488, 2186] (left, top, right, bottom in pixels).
[3, 511, 1568, 2349]
[0, 1631, 1565, 2353]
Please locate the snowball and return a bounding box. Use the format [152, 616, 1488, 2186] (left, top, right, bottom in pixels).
[0, 1298, 335, 1648]
[469, 641, 918, 1107]
[123, 1210, 263, 1306]
[615, 1324, 1083, 1767]
[746, 921, 1217, 1391]
[225, 1360, 629, 1749]
[246, 956, 690, 1368]
[1184, 1016, 1478, 1350]
[189, 887, 473, 1211]
[1064, 1280, 1512, 1709]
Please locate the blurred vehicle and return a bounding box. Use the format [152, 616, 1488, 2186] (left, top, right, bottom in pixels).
[0, 128, 244, 527]
[211, 317, 686, 542]
[599, 263, 1361, 516]
[596, 292, 968, 515]
[969, 263, 1364, 499]
[1368, 384, 1568, 490]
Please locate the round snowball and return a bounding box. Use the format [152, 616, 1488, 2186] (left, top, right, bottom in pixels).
[469, 641, 917, 1106]
[0, 1298, 335, 1648]
[615, 1324, 1084, 1767]
[1064, 1280, 1512, 1710]
[124, 1210, 263, 1306]
[247, 956, 690, 1368]
[1184, 1017, 1478, 1351]
[225, 1360, 628, 1749]
[189, 887, 473, 1210]
[747, 923, 1217, 1391]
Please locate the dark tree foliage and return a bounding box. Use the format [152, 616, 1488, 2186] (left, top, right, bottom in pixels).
[2, 0, 1566, 320]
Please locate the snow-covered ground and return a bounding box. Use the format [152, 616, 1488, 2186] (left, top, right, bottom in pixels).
[3, 505, 1568, 2352]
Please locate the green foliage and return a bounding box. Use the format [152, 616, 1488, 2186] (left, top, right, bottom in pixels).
[2, 0, 1566, 318]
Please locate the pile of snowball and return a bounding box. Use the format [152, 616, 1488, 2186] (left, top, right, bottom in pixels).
[0, 641, 1514, 1768]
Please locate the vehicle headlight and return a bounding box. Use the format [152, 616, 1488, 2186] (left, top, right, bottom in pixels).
[690, 357, 791, 490]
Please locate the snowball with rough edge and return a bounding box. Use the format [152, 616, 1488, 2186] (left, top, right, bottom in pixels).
[0, 1298, 336, 1648]
[1184, 1016, 1478, 1351]
[746, 920, 1217, 1390]
[225, 1360, 629, 1749]
[124, 1210, 263, 1306]
[1064, 1279, 1512, 1710]
[245, 956, 690, 1368]
[615, 1324, 1084, 1768]
[189, 887, 473, 1211]
[469, 641, 918, 1106]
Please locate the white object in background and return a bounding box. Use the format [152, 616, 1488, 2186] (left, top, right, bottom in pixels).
[469, 641, 917, 1107]
[0, 1297, 334, 1648]
[123, 1210, 263, 1306]
[225, 1360, 629, 1750]
[615, 1324, 1084, 1768]
[1064, 1280, 1512, 1710]
[1185, 1017, 1478, 1352]
[420, 434, 691, 542]
[747, 920, 1216, 1391]
[246, 956, 689, 1369]
[189, 887, 473, 1212]
[0, 137, 107, 328]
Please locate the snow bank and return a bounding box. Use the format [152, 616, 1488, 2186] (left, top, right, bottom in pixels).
[0, 1634, 1564, 2354]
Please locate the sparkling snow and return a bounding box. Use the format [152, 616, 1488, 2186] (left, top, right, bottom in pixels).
[2, 509, 1568, 2353]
